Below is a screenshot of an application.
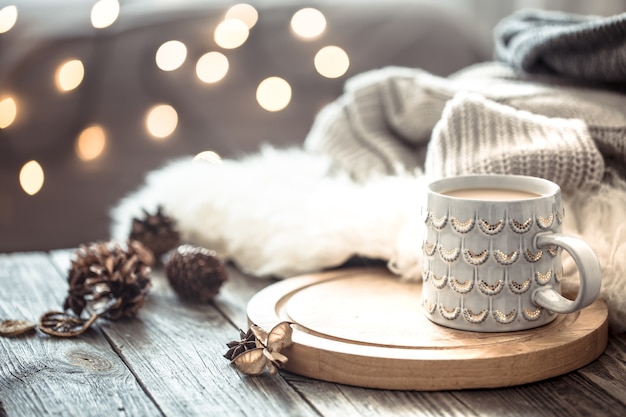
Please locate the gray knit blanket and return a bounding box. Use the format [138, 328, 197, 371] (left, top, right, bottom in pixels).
[304, 9, 626, 193]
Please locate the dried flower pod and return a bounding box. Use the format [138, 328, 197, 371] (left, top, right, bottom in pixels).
[165, 245, 227, 302]
[224, 328, 259, 361]
[38, 311, 98, 337]
[129, 206, 180, 265]
[0, 319, 36, 337]
[63, 240, 153, 320]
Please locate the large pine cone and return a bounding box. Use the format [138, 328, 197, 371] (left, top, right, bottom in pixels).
[129, 206, 180, 265]
[165, 245, 228, 302]
[64, 240, 153, 320]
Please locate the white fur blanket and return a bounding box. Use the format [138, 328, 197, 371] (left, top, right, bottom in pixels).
[111, 146, 626, 332]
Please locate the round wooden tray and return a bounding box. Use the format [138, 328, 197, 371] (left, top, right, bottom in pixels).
[247, 267, 608, 390]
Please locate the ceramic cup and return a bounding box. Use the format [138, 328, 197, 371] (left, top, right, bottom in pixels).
[421, 174, 601, 332]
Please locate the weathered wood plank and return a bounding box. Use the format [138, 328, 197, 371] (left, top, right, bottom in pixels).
[0, 252, 161, 417]
[49, 250, 320, 417]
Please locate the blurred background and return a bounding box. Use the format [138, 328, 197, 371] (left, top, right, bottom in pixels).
[1, 0, 625, 253]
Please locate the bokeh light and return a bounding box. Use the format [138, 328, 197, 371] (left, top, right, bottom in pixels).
[146, 104, 178, 139]
[196, 52, 229, 83]
[76, 124, 107, 161]
[193, 151, 223, 164]
[91, 0, 120, 29]
[55, 59, 84, 92]
[214, 18, 249, 49]
[0, 5, 18, 34]
[155, 40, 187, 71]
[225, 3, 258, 29]
[314, 46, 350, 78]
[291, 8, 326, 39]
[0, 96, 17, 129]
[256, 77, 292, 112]
[19, 160, 44, 196]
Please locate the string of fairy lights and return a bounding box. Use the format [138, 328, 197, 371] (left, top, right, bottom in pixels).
[0, 1, 350, 197]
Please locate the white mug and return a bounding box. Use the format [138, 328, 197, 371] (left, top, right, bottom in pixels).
[421, 174, 601, 332]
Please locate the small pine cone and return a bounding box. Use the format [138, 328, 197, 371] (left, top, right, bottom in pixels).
[129, 206, 181, 265]
[64, 240, 153, 320]
[165, 245, 228, 302]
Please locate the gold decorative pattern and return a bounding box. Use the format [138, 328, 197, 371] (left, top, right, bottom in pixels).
[439, 304, 460, 320]
[463, 249, 489, 265]
[478, 219, 505, 235]
[493, 309, 517, 324]
[449, 277, 474, 294]
[494, 249, 520, 266]
[556, 207, 565, 224]
[431, 274, 448, 289]
[508, 278, 531, 294]
[524, 249, 543, 263]
[423, 242, 437, 257]
[537, 214, 554, 229]
[450, 217, 475, 234]
[509, 218, 532, 234]
[535, 270, 552, 285]
[522, 307, 543, 321]
[423, 299, 437, 314]
[477, 280, 504, 296]
[422, 270, 432, 282]
[438, 245, 461, 263]
[431, 214, 448, 230]
[547, 246, 559, 257]
[463, 309, 489, 324]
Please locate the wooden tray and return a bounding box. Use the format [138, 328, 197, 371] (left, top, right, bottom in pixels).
[247, 267, 608, 391]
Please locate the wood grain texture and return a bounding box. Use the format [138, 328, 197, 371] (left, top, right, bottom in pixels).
[48, 250, 320, 417]
[247, 267, 608, 391]
[0, 252, 161, 417]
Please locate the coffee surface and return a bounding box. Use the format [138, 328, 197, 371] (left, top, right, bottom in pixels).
[442, 187, 542, 201]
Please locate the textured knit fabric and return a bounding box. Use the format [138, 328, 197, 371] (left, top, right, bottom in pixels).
[304, 62, 626, 191]
[494, 9, 626, 86]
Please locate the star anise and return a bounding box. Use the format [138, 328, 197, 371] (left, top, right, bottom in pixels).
[224, 327, 258, 360]
[38, 311, 98, 337]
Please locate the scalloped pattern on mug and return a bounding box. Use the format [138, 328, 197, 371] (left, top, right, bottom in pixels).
[522, 307, 543, 321]
[493, 309, 517, 324]
[547, 246, 559, 257]
[494, 249, 520, 265]
[438, 245, 461, 262]
[508, 278, 531, 294]
[524, 249, 543, 263]
[423, 299, 437, 314]
[449, 277, 474, 294]
[423, 241, 437, 257]
[463, 249, 489, 265]
[478, 219, 505, 235]
[439, 304, 460, 320]
[477, 279, 504, 296]
[450, 217, 475, 234]
[536, 269, 552, 285]
[537, 214, 554, 229]
[431, 274, 448, 289]
[463, 309, 489, 324]
[509, 218, 532, 234]
[431, 214, 448, 230]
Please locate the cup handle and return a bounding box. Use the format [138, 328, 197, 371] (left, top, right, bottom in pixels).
[532, 232, 602, 314]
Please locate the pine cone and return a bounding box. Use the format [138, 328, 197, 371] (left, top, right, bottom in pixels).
[165, 245, 228, 302]
[129, 206, 180, 265]
[63, 240, 153, 320]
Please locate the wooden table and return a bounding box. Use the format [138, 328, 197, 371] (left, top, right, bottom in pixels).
[1, 250, 626, 417]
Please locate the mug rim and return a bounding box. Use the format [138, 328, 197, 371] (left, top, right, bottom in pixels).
[428, 174, 560, 201]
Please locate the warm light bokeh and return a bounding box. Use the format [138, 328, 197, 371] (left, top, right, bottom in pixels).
[76, 125, 107, 161]
[214, 18, 249, 49]
[225, 3, 258, 29]
[146, 104, 178, 139]
[256, 77, 292, 112]
[290, 8, 326, 39]
[314, 46, 350, 78]
[193, 151, 223, 164]
[156, 40, 187, 71]
[196, 52, 229, 83]
[19, 160, 44, 196]
[91, 0, 120, 29]
[0, 5, 18, 34]
[0, 96, 17, 129]
[55, 59, 84, 92]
